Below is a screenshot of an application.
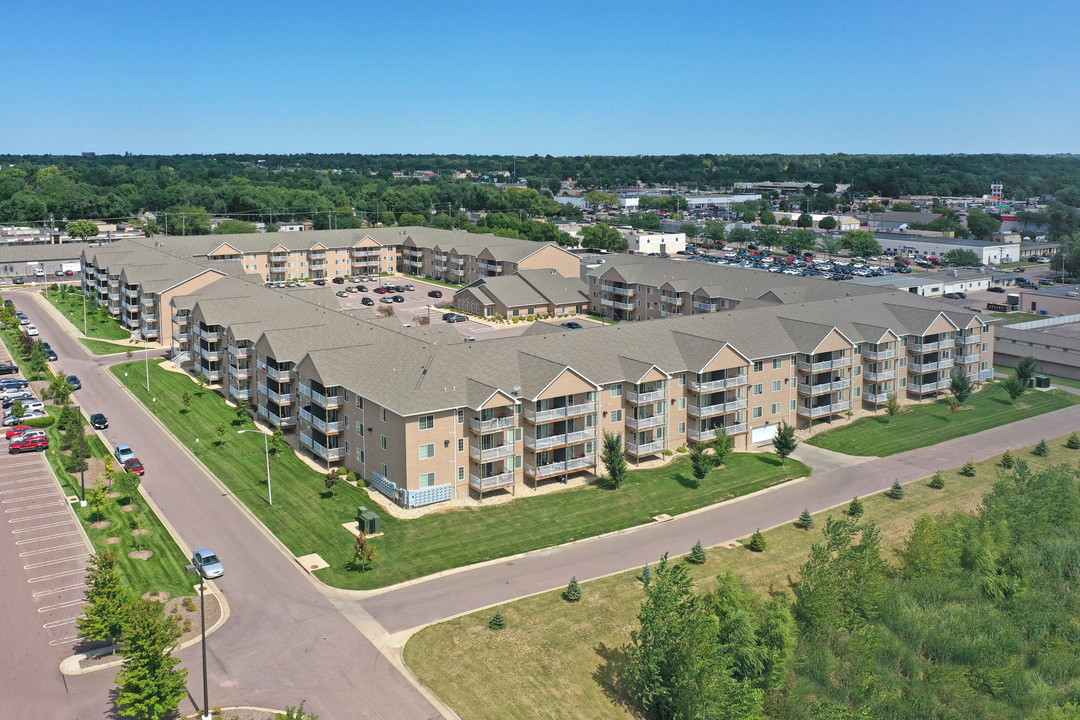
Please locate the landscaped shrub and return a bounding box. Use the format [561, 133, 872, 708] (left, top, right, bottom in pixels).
[1001, 450, 1015, 468]
[663, 449, 674, 456]
[846, 497, 864, 518]
[1068, 433, 1080, 449]
[675, 446, 687, 453]
[929, 472, 945, 489]
[886, 479, 906, 500]
[563, 576, 582, 602]
[1034, 439, 1050, 457]
[488, 611, 506, 630]
[746, 530, 767, 552]
[688, 540, 707, 564]
[641, 564, 651, 586]
[961, 461, 977, 476]
[22, 416, 56, 428]
[795, 508, 814, 529]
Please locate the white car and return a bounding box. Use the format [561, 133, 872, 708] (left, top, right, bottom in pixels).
[295, 280, 307, 287]
[2, 409, 46, 426]
[1036, 257, 1051, 264]
[25, 324, 39, 336]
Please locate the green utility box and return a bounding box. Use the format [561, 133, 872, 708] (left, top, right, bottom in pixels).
[1035, 374, 1051, 389]
[356, 507, 381, 534]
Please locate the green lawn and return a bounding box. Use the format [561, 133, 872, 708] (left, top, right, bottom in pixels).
[405, 435, 1080, 720]
[43, 290, 131, 340]
[40, 407, 194, 597]
[112, 362, 807, 590]
[0, 325, 48, 380]
[995, 363, 1080, 391]
[991, 311, 1047, 324]
[81, 338, 137, 355]
[807, 383, 1078, 456]
[400, 274, 462, 289]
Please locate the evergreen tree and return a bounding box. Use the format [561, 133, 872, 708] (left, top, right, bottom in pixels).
[949, 366, 973, 404]
[1002, 376, 1026, 403]
[688, 540, 707, 564]
[747, 530, 768, 552]
[115, 599, 188, 720]
[564, 576, 583, 602]
[688, 443, 709, 483]
[1015, 355, 1039, 383]
[1001, 449, 1016, 468]
[1034, 439, 1050, 456]
[771, 422, 798, 465]
[601, 431, 627, 489]
[641, 564, 651, 587]
[929, 472, 945, 489]
[796, 508, 815, 529]
[886, 479, 906, 500]
[846, 497, 864, 518]
[78, 551, 130, 646]
[488, 611, 506, 630]
[961, 460, 977, 476]
[1069, 433, 1080, 450]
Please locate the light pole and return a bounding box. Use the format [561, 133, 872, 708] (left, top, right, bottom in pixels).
[143, 327, 150, 392]
[183, 563, 211, 720]
[237, 429, 272, 505]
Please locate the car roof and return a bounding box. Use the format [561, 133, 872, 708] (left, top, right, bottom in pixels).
[194, 547, 216, 556]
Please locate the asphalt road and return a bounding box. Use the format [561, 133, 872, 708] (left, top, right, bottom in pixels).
[9, 290, 441, 719]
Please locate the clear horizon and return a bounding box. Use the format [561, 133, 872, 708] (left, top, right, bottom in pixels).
[3, 0, 1078, 156]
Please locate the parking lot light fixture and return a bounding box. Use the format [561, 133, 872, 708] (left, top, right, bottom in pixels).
[183, 563, 212, 720]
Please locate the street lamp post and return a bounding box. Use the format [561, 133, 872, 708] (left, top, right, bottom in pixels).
[143, 328, 150, 392]
[183, 564, 211, 720]
[237, 429, 272, 505]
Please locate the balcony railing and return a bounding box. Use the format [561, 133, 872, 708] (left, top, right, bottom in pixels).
[523, 401, 596, 424]
[469, 416, 516, 434]
[228, 344, 252, 358]
[909, 359, 955, 373]
[625, 388, 665, 404]
[229, 365, 252, 379]
[173, 330, 191, 343]
[796, 401, 852, 418]
[195, 327, 223, 341]
[687, 423, 747, 442]
[958, 333, 982, 345]
[195, 346, 222, 361]
[265, 365, 293, 382]
[692, 300, 721, 311]
[688, 374, 749, 393]
[351, 249, 381, 258]
[909, 339, 955, 353]
[478, 261, 500, 271]
[470, 471, 516, 491]
[299, 384, 344, 408]
[229, 385, 252, 400]
[523, 428, 596, 451]
[308, 252, 326, 260]
[257, 383, 295, 405]
[955, 353, 980, 364]
[123, 301, 140, 313]
[797, 379, 852, 396]
[524, 456, 595, 479]
[123, 287, 139, 299]
[862, 370, 895, 382]
[862, 348, 896, 361]
[797, 357, 853, 373]
[601, 298, 635, 311]
[626, 439, 665, 455]
[469, 443, 515, 462]
[300, 433, 344, 461]
[625, 414, 666, 430]
[299, 407, 344, 434]
[172, 313, 191, 325]
[600, 284, 634, 296]
[659, 294, 683, 306]
[309, 261, 327, 270]
[687, 397, 748, 418]
[141, 296, 156, 307]
[976, 368, 994, 382]
[862, 392, 891, 403]
[909, 379, 950, 393]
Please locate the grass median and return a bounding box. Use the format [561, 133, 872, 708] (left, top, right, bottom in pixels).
[404, 434, 1080, 720]
[806, 382, 1078, 456]
[112, 362, 808, 590]
[80, 338, 137, 355]
[43, 289, 130, 340]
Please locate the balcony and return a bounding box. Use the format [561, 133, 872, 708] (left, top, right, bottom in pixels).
[692, 300, 721, 312]
[955, 353, 980, 364]
[687, 423, 747, 442]
[600, 284, 634, 296]
[797, 379, 852, 396]
[863, 392, 891, 403]
[195, 346, 222, 361]
[909, 359, 954, 373]
[626, 439, 665, 456]
[265, 365, 293, 382]
[141, 296, 156, 307]
[958, 333, 982, 345]
[797, 357, 853, 373]
[123, 317, 140, 329]
[524, 456, 595, 479]
[909, 379, 950, 393]
[909, 339, 955, 353]
[230, 365, 253, 379]
[142, 312, 158, 323]
[469, 443, 515, 462]
[660, 310, 680, 318]
[172, 312, 191, 325]
[123, 287, 139, 299]
[688, 374, 749, 393]
[270, 261, 287, 270]
[173, 329, 191, 343]
[523, 401, 596, 424]
[434, 253, 448, 262]
[228, 384, 252, 400]
[123, 301, 140, 313]
[299, 407, 344, 434]
[308, 251, 326, 261]
[194, 366, 222, 382]
[351, 248, 380, 258]
[625, 414, 666, 430]
[195, 327, 223, 342]
[470, 471, 516, 492]
[862, 348, 896, 361]
[450, 268, 465, 277]
[309, 261, 327, 271]
[258, 383, 296, 405]
[228, 344, 252, 358]
[299, 384, 344, 408]
[601, 298, 635, 311]
[659, 294, 683, 306]
[625, 388, 665, 404]
[404, 258, 423, 268]
[469, 416, 516, 434]
[433, 262, 448, 271]
[862, 369, 895, 382]
[524, 428, 596, 451]
[687, 397, 748, 418]
[796, 401, 852, 419]
[478, 261, 500, 272]
[300, 433, 344, 461]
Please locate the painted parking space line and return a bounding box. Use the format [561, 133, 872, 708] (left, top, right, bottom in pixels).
[16, 530, 79, 545]
[43, 616, 82, 629]
[28, 568, 87, 583]
[38, 598, 85, 613]
[10, 511, 70, 524]
[13, 521, 75, 535]
[0, 475, 53, 487]
[23, 554, 89, 570]
[48, 635, 80, 647]
[0, 460, 48, 472]
[0, 484, 54, 496]
[33, 582, 88, 598]
[19, 542, 86, 558]
[3, 493, 62, 506]
[7, 500, 65, 512]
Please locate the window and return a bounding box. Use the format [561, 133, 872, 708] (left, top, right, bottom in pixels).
[790, 399, 796, 411]
[772, 380, 782, 392]
[610, 409, 623, 423]
[345, 440, 350, 454]
[344, 416, 350, 428]
[679, 373, 686, 386]
[772, 358, 782, 369]
[610, 384, 623, 398]
[381, 463, 388, 477]
[854, 366, 861, 376]
[901, 337, 909, 347]
[380, 435, 387, 450]
[752, 406, 763, 419]
[457, 438, 464, 452]
[854, 344, 862, 355]
[753, 384, 763, 396]
[771, 402, 781, 414]
[982, 342, 988, 352]
[420, 472, 436, 488]
[899, 358, 906, 368]
[585, 441, 596, 454]
[356, 424, 364, 437]
[678, 397, 686, 410]
[753, 361, 764, 373]
[457, 409, 464, 423]
[515, 455, 523, 469]
[854, 387, 861, 397]
[355, 395, 363, 409]
[678, 421, 686, 435]
[381, 408, 387, 422]
[899, 378, 907, 388]
[357, 449, 364, 464]
[458, 466, 465, 481]
[418, 414, 434, 430]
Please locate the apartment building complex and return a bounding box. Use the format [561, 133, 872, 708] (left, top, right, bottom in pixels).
[83, 231, 995, 512]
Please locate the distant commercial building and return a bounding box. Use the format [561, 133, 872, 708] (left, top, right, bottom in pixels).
[873, 233, 1020, 265]
[623, 230, 686, 255]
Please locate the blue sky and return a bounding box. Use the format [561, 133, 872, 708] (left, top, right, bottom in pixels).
[2, 0, 1078, 155]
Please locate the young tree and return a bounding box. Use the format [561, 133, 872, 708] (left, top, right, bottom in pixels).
[688, 540, 707, 564]
[819, 234, 843, 259]
[1002, 376, 1026, 403]
[114, 599, 188, 720]
[846, 496, 864, 518]
[77, 551, 130, 647]
[352, 530, 377, 572]
[929, 472, 945, 489]
[688, 443, 709, 483]
[564, 576, 583, 602]
[949, 366, 973, 404]
[270, 427, 286, 455]
[9, 399, 25, 420]
[601, 431, 627, 488]
[746, 530, 768, 552]
[1067, 433, 1080, 450]
[1001, 450, 1015, 468]
[1033, 439, 1050, 456]
[796, 508, 815, 529]
[488, 611, 506, 630]
[276, 701, 320, 720]
[710, 427, 734, 467]
[114, 470, 141, 506]
[48, 370, 75, 405]
[215, 421, 226, 445]
[641, 564, 651, 587]
[180, 390, 191, 413]
[1015, 356, 1039, 383]
[324, 471, 338, 497]
[771, 422, 798, 465]
[886, 479, 906, 500]
[234, 397, 250, 423]
[961, 460, 976, 476]
[88, 478, 109, 521]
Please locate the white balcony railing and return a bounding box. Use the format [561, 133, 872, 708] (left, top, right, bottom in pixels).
[625, 388, 665, 404]
[469, 416, 516, 434]
[300, 433, 344, 461]
[299, 407, 344, 434]
[600, 284, 634, 296]
[601, 298, 635, 311]
[524, 456, 595, 478]
[523, 401, 596, 424]
[659, 295, 683, 306]
[796, 401, 852, 418]
[797, 357, 853, 373]
[688, 375, 748, 393]
[469, 471, 516, 491]
[862, 392, 891, 403]
[299, 384, 344, 408]
[523, 428, 596, 451]
[909, 379, 950, 393]
[626, 439, 665, 455]
[862, 348, 896, 361]
[265, 365, 293, 382]
[797, 379, 852, 396]
[469, 443, 515, 462]
[687, 423, 747, 442]
[909, 339, 955, 353]
[257, 383, 295, 405]
[862, 370, 895, 382]
[958, 333, 982, 345]
[687, 397, 748, 418]
[909, 359, 955, 373]
[625, 414, 666, 430]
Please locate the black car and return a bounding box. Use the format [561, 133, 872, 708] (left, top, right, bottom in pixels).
[988, 286, 1006, 293]
[44, 349, 57, 361]
[0, 379, 28, 389]
[0, 364, 18, 375]
[361, 297, 374, 306]
[332, 277, 345, 284]
[313, 279, 326, 286]
[427, 290, 443, 298]
[90, 413, 108, 429]
[357, 285, 368, 292]
[561, 321, 583, 329]
[391, 295, 404, 303]
[12, 277, 24, 284]
[66, 375, 81, 390]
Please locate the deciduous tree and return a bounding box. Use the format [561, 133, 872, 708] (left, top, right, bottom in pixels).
[601, 431, 627, 488]
[78, 551, 130, 646]
[115, 599, 188, 720]
[772, 422, 798, 465]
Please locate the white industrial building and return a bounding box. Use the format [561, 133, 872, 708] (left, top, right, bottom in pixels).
[874, 233, 1020, 265]
[623, 230, 686, 255]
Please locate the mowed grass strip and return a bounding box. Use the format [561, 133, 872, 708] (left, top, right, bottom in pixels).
[405, 435, 1080, 720]
[806, 382, 1078, 456]
[43, 290, 131, 340]
[113, 362, 807, 590]
[40, 408, 193, 597]
[80, 338, 136, 355]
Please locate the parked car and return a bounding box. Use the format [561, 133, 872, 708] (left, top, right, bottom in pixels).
[332, 277, 346, 284]
[0, 378, 28, 389]
[66, 375, 81, 390]
[6, 400, 44, 414]
[361, 297, 374, 306]
[8, 428, 45, 443]
[113, 444, 136, 464]
[123, 458, 145, 476]
[988, 286, 1006, 293]
[561, 321, 584, 329]
[13, 277, 24, 284]
[3, 410, 46, 426]
[6, 425, 31, 439]
[445, 314, 467, 323]
[391, 295, 404, 303]
[403, 285, 415, 291]
[9, 434, 48, 454]
[1039, 279, 1055, 286]
[942, 292, 966, 300]
[335, 290, 349, 298]
[427, 290, 443, 298]
[313, 279, 326, 286]
[90, 413, 108, 429]
[356, 285, 368, 292]
[373, 287, 388, 294]
[192, 548, 224, 579]
[25, 324, 39, 336]
[295, 280, 307, 287]
[0, 364, 18, 375]
[1036, 257, 1051, 263]
[44, 348, 58, 361]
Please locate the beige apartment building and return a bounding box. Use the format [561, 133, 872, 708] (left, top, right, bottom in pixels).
[82, 230, 995, 512]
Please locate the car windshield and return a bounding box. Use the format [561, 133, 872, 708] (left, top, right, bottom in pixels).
[200, 553, 220, 565]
